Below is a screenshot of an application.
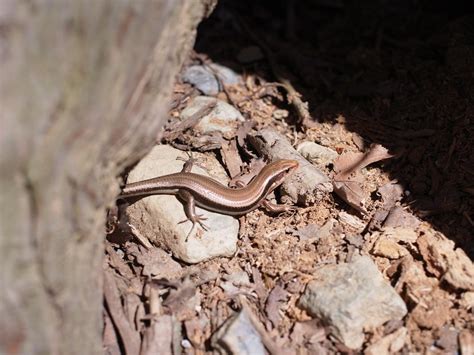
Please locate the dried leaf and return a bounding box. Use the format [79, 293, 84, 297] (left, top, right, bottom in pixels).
[236, 120, 255, 147]
[290, 320, 325, 346]
[333, 144, 394, 213]
[265, 284, 289, 328]
[333, 178, 367, 213]
[163, 101, 216, 141]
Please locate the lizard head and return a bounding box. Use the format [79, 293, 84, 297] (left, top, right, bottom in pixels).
[265, 159, 299, 192]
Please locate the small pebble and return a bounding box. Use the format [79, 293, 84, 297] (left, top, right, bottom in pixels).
[181, 339, 192, 349]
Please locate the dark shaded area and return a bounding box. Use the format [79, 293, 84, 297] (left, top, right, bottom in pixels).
[195, 0, 474, 257]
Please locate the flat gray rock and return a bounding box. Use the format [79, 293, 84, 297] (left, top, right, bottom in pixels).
[183, 65, 218, 95]
[298, 255, 407, 349]
[208, 63, 241, 86]
[182, 64, 241, 95]
[211, 309, 265, 355]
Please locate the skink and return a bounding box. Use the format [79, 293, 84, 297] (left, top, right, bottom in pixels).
[119, 159, 299, 230]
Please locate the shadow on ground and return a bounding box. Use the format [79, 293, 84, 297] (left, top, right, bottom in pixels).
[195, 0, 474, 258]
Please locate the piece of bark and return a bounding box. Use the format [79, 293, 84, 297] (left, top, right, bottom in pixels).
[104, 270, 141, 355]
[103, 309, 122, 355]
[141, 285, 173, 355]
[0, 1, 216, 353]
[265, 284, 289, 328]
[221, 139, 244, 178]
[249, 127, 332, 205]
[368, 182, 405, 230]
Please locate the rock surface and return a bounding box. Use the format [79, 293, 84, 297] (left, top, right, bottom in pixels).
[182, 64, 241, 96]
[372, 238, 410, 259]
[211, 309, 265, 355]
[298, 255, 407, 349]
[249, 127, 332, 205]
[180, 96, 245, 139]
[297, 141, 338, 167]
[417, 229, 474, 291]
[183, 65, 220, 95]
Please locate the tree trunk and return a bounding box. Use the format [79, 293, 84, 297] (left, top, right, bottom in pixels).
[0, 1, 216, 353]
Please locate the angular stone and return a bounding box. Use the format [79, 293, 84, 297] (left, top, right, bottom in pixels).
[372, 238, 409, 259]
[212, 309, 265, 355]
[298, 256, 407, 349]
[297, 141, 338, 167]
[180, 96, 244, 139]
[182, 64, 241, 96]
[182, 65, 219, 95]
[417, 229, 474, 291]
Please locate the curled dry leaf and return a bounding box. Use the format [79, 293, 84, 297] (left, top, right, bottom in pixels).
[365, 327, 407, 355]
[236, 120, 255, 147]
[333, 144, 395, 213]
[290, 320, 325, 348]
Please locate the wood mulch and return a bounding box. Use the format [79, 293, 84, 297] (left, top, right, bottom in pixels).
[104, 1, 474, 353]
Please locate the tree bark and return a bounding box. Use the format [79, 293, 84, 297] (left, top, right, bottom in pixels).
[0, 0, 216, 353]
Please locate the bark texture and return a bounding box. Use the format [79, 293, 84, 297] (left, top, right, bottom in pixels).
[0, 0, 216, 353]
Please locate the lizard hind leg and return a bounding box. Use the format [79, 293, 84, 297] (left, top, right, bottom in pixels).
[177, 190, 210, 240]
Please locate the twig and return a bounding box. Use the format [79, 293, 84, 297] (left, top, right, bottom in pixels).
[128, 223, 153, 249]
[161, 101, 216, 142]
